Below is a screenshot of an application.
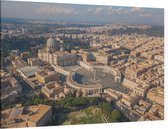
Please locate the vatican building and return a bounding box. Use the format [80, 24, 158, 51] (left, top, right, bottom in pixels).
[38, 37, 77, 67]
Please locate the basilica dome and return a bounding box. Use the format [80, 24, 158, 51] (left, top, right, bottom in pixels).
[46, 37, 58, 51]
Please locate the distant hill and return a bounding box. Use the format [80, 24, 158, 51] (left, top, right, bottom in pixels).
[105, 26, 164, 37]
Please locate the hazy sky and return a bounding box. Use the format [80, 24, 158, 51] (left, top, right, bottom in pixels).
[1, 1, 164, 25]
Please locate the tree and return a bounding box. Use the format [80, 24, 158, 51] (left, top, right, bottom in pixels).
[111, 109, 121, 122]
[1, 35, 46, 58]
[88, 97, 100, 105]
[77, 97, 87, 106]
[99, 102, 112, 114]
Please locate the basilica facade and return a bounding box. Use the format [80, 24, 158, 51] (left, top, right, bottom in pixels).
[38, 37, 77, 67]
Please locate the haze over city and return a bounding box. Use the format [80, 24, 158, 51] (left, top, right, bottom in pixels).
[1, 1, 164, 25]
